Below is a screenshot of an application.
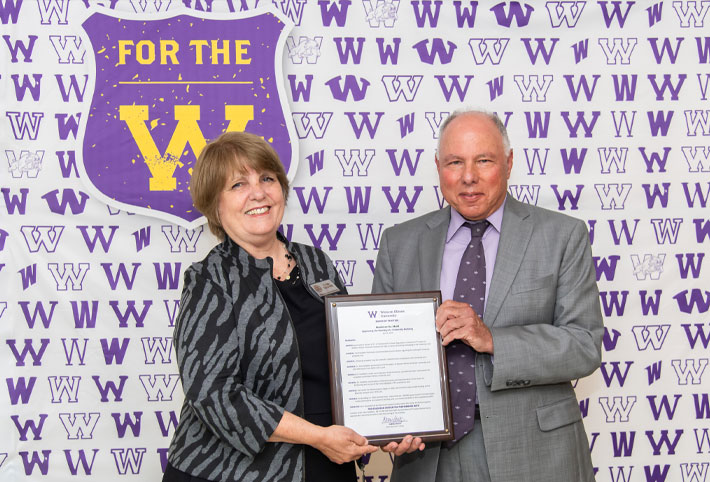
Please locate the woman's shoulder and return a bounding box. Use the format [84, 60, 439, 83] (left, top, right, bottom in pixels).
[287, 241, 347, 294]
[289, 239, 324, 256]
[183, 241, 237, 291]
[288, 241, 334, 267]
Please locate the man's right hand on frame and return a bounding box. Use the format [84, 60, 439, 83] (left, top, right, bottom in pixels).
[381, 435, 425, 456]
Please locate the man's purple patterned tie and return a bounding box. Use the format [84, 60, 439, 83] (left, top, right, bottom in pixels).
[446, 220, 488, 444]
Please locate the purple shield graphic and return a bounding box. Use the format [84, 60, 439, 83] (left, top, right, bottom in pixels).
[80, 9, 296, 227]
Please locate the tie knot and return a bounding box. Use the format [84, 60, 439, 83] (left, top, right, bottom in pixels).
[466, 220, 489, 239]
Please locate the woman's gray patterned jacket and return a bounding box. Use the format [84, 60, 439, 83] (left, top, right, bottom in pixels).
[167, 234, 346, 481]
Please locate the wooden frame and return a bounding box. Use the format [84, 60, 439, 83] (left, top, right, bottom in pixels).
[324, 291, 453, 445]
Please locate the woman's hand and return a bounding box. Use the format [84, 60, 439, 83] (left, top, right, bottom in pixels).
[313, 425, 379, 464]
[381, 435, 425, 456]
[269, 412, 377, 463]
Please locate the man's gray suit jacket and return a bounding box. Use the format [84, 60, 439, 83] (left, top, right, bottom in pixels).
[372, 197, 603, 482]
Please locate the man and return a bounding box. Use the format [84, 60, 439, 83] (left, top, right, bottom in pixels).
[372, 110, 603, 482]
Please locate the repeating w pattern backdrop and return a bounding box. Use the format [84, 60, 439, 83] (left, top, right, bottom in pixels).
[2, 1, 709, 481]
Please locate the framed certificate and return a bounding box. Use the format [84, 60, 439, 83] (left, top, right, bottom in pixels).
[324, 291, 453, 445]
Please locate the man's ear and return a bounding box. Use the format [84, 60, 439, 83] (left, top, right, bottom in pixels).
[506, 149, 514, 178]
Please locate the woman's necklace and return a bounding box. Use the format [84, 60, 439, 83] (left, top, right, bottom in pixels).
[274, 250, 295, 281]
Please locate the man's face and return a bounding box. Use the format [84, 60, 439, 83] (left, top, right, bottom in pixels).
[436, 114, 513, 221]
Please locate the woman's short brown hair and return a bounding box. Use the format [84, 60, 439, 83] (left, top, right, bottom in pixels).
[190, 131, 289, 240]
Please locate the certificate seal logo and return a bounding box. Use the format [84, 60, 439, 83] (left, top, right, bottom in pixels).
[79, 8, 297, 228]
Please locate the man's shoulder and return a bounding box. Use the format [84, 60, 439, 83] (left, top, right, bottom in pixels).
[510, 198, 586, 229]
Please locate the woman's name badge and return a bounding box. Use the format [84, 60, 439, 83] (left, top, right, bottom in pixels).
[310, 280, 340, 297]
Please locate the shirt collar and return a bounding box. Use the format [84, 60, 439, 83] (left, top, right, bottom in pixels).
[446, 196, 506, 242]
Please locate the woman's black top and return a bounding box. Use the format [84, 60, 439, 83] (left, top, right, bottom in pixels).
[275, 266, 357, 482]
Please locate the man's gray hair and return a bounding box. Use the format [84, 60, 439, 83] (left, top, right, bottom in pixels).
[437, 109, 511, 156]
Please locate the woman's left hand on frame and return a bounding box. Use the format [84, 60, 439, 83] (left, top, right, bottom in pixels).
[313, 425, 379, 464]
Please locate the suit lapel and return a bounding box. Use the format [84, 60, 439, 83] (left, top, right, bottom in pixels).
[418, 207, 450, 292]
[484, 197, 533, 327]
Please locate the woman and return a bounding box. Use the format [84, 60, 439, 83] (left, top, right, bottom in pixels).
[163, 131, 377, 482]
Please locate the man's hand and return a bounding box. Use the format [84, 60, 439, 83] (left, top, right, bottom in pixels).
[381, 435, 425, 456]
[436, 300, 494, 354]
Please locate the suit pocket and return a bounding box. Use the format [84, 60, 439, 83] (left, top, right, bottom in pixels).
[511, 274, 553, 294]
[536, 396, 582, 432]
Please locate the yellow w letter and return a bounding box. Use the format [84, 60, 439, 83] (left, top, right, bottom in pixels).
[119, 105, 254, 191]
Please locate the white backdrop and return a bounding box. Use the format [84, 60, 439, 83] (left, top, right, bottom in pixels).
[1, 1, 709, 481]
